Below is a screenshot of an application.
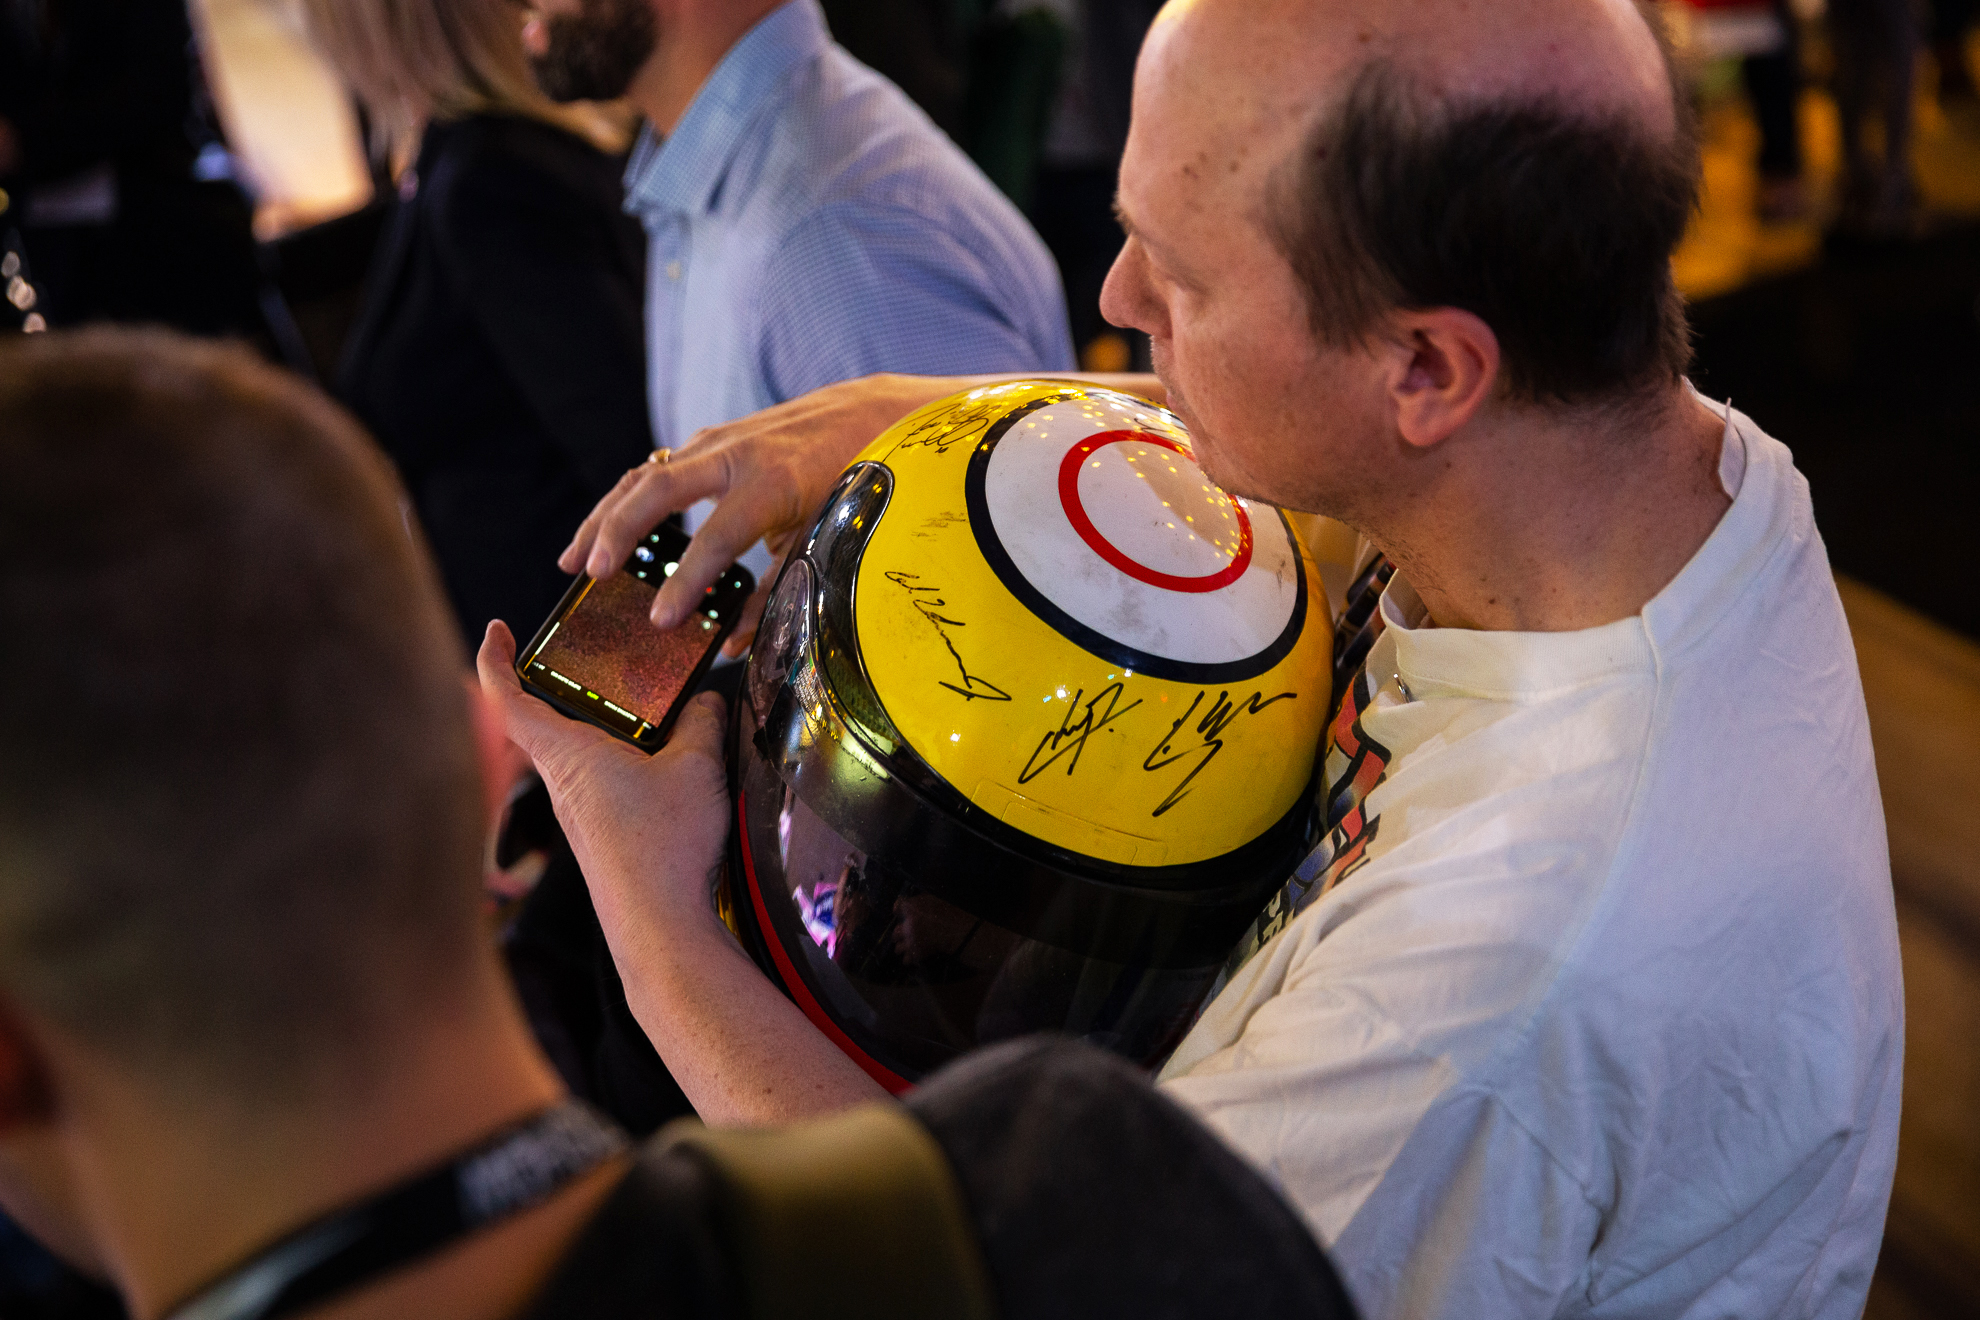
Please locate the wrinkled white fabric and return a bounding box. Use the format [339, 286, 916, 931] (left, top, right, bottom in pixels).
[1162, 403, 1902, 1320]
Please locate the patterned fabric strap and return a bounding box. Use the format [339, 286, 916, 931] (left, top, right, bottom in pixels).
[1213, 554, 1400, 976]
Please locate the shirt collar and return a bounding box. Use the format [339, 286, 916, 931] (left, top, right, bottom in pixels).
[623, 0, 829, 220]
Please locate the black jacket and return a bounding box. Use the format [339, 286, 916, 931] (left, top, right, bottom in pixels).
[521, 1039, 1359, 1319]
[339, 113, 652, 647]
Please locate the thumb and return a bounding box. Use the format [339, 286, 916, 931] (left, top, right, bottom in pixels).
[664, 690, 729, 763]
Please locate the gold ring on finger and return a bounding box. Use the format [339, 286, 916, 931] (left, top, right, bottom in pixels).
[646, 447, 674, 466]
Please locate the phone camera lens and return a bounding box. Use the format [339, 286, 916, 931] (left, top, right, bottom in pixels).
[634, 546, 655, 563]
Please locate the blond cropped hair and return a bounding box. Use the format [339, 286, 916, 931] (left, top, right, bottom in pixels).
[301, 0, 630, 162]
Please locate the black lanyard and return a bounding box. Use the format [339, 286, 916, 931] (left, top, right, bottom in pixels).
[163, 1100, 629, 1320]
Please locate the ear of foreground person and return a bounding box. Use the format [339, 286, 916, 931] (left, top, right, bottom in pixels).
[0, 328, 1352, 1320]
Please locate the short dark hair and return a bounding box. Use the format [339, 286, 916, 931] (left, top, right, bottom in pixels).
[1268, 38, 1699, 406]
[0, 330, 485, 1101]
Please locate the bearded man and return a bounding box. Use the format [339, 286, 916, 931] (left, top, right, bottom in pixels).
[522, 0, 1075, 581]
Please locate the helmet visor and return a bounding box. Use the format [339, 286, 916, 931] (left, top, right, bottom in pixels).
[733, 744, 1220, 1084]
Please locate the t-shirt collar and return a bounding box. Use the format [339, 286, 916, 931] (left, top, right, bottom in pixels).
[1375, 393, 1774, 698]
[622, 0, 828, 220]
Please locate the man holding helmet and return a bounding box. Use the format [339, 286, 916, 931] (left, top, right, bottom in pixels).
[480, 0, 1903, 1316]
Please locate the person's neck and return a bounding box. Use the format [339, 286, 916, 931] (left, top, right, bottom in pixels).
[1369, 385, 1731, 632]
[67, 970, 615, 1320]
[628, 0, 788, 136]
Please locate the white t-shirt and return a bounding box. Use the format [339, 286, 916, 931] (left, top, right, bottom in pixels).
[1160, 402, 1903, 1320]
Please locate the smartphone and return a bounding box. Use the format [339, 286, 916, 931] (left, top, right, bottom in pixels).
[515, 524, 755, 752]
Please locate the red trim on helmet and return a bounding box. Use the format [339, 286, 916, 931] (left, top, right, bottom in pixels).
[1057, 431, 1254, 593]
[734, 792, 914, 1095]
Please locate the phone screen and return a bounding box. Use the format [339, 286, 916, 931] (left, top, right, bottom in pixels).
[516, 527, 754, 750]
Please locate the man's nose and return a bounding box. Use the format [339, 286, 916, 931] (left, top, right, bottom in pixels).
[1099, 239, 1164, 339]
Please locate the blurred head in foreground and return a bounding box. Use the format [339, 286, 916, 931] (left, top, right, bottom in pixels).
[0, 329, 537, 1293]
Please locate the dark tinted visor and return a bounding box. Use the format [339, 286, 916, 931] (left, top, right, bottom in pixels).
[733, 741, 1219, 1083]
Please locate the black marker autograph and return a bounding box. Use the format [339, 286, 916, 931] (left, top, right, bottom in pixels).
[892, 400, 999, 455]
[1143, 690, 1298, 817]
[1019, 683, 1144, 784]
[892, 388, 1074, 456]
[884, 571, 1012, 702]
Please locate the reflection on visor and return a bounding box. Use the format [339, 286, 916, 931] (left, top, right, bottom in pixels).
[779, 788, 1016, 985]
[749, 558, 812, 722]
[741, 752, 1215, 1080]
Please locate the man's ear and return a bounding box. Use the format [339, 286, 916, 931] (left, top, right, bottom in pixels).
[0, 1000, 52, 1132]
[1381, 307, 1500, 450]
[465, 675, 529, 830]
[0, 1007, 106, 1278]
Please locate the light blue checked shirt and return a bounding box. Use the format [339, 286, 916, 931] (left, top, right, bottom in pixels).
[625, 0, 1075, 485]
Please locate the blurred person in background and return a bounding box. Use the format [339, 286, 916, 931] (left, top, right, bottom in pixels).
[0, 0, 259, 335]
[1744, 0, 1808, 222]
[305, 0, 654, 647]
[521, 0, 1075, 583]
[1829, 0, 1922, 238]
[1678, 0, 1808, 223]
[1933, 0, 1977, 107]
[815, 0, 1157, 366]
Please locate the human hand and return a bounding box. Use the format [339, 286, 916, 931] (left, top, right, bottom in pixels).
[475, 621, 731, 952]
[478, 619, 890, 1121]
[559, 373, 971, 657]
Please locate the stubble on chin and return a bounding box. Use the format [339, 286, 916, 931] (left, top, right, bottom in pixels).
[530, 0, 657, 103]
[1145, 347, 1279, 506]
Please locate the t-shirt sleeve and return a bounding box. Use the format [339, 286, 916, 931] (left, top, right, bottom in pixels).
[1158, 890, 1604, 1317]
[1332, 1087, 1601, 1317]
[429, 142, 656, 498]
[755, 200, 1072, 400]
[1160, 951, 1471, 1242]
[1165, 990, 1601, 1316]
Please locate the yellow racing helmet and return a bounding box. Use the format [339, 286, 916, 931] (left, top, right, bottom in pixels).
[720, 381, 1333, 1091]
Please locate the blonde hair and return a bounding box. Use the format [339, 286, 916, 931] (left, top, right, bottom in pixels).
[300, 0, 632, 162]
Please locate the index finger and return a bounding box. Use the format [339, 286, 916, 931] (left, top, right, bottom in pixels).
[561, 452, 730, 579]
[648, 488, 790, 628]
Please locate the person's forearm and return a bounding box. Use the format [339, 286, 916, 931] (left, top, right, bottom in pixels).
[609, 895, 889, 1126]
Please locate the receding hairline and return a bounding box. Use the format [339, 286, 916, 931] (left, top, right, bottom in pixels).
[1147, 0, 1686, 178]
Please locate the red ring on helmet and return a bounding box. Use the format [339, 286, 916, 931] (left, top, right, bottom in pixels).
[1057, 432, 1254, 594]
